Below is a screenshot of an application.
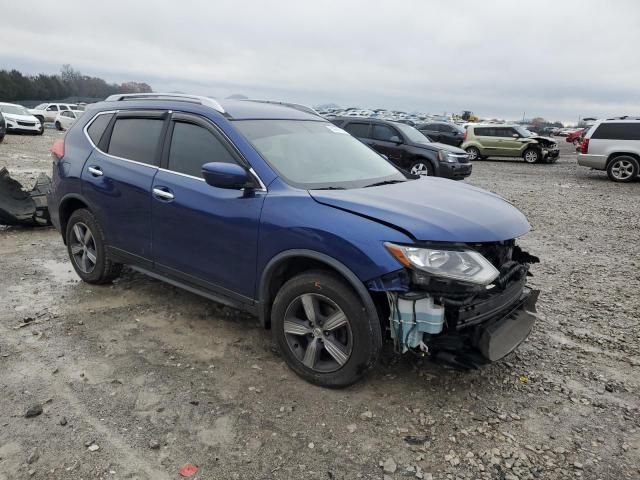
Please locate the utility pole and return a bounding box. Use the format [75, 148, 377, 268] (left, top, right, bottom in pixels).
[522, 112, 526, 124]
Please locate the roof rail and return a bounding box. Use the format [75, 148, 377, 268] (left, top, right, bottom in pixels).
[605, 115, 640, 120]
[244, 99, 321, 118]
[104, 93, 225, 114]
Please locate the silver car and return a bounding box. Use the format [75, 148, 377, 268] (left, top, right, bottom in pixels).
[577, 117, 640, 182]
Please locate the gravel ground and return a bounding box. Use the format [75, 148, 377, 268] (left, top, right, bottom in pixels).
[0, 128, 638, 480]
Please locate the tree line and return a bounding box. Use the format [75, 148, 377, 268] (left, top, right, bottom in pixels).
[0, 65, 152, 102]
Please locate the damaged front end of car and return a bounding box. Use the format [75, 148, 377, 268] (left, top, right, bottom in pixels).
[367, 240, 540, 369]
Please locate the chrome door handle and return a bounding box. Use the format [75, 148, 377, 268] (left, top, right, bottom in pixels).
[153, 187, 174, 200]
[88, 166, 103, 177]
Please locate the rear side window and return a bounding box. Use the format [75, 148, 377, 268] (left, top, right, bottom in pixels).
[372, 124, 398, 141]
[475, 127, 495, 136]
[59, 105, 69, 111]
[168, 122, 238, 178]
[87, 113, 114, 145]
[107, 118, 163, 165]
[344, 122, 370, 138]
[591, 122, 640, 140]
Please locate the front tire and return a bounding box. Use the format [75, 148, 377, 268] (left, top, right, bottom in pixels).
[271, 271, 382, 388]
[410, 159, 434, 176]
[55, 121, 63, 131]
[607, 156, 639, 183]
[465, 146, 481, 161]
[65, 209, 122, 284]
[523, 148, 541, 164]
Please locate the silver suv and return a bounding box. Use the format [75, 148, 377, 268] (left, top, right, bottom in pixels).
[578, 117, 640, 182]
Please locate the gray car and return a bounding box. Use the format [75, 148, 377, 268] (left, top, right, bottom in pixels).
[577, 117, 640, 182]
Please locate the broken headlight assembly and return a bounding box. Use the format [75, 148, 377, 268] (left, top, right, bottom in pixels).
[384, 242, 499, 286]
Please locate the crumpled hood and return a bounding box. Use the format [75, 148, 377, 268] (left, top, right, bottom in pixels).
[309, 178, 530, 242]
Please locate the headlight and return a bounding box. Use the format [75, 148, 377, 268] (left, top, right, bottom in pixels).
[385, 242, 500, 285]
[437, 151, 457, 163]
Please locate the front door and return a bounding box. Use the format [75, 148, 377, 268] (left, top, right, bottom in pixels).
[370, 123, 405, 163]
[82, 110, 167, 266]
[151, 113, 265, 300]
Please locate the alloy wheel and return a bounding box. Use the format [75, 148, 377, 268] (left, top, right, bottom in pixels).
[466, 148, 479, 160]
[410, 162, 429, 176]
[524, 150, 538, 163]
[610, 159, 634, 181]
[283, 293, 353, 373]
[69, 222, 98, 273]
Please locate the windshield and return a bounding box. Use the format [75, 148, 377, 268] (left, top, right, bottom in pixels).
[234, 120, 406, 189]
[395, 122, 431, 144]
[515, 126, 534, 137]
[0, 104, 30, 116]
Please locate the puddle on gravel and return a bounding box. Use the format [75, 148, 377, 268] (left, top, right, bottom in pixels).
[42, 259, 79, 283]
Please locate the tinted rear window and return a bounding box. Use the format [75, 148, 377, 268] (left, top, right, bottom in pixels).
[344, 122, 370, 138]
[168, 122, 238, 178]
[107, 118, 163, 165]
[87, 113, 114, 145]
[591, 122, 640, 140]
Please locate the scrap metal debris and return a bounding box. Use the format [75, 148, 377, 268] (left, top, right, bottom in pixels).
[0, 167, 51, 226]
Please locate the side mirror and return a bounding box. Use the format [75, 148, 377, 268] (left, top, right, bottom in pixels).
[202, 162, 250, 189]
[512, 133, 519, 138]
[389, 135, 402, 144]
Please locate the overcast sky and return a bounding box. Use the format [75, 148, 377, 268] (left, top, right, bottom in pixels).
[1, 0, 639, 123]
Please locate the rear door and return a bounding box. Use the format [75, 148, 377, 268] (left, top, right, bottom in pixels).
[474, 127, 500, 153]
[422, 124, 441, 142]
[151, 112, 265, 300]
[82, 110, 167, 267]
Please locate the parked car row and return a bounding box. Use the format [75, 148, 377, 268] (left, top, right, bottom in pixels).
[0, 101, 86, 136]
[0, 102, 43, 135]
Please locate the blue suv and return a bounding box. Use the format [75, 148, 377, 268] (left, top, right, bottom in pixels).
[48, 94, 539, 387]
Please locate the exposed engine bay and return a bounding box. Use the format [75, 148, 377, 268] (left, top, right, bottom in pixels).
[369, 240, 540, 368]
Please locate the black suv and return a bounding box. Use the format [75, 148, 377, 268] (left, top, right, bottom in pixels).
[331, 118, 472, 179]
[416, 121, 465, 147]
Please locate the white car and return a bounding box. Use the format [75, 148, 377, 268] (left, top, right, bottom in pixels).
[54, 110, 84, 131]
[0, 102, 43, 135]
[29, 102, 84, 124]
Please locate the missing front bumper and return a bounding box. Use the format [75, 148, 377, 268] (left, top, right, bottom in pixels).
[476, 289, 539, 361]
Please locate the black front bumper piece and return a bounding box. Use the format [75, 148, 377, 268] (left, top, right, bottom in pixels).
[475, 288, 539, 361]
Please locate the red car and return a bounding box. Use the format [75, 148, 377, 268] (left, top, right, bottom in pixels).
[566, 128, 586, 145]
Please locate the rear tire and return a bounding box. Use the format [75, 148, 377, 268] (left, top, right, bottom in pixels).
[523, 148, 541, 164]
[465, 146, 481, 161]
[65, 209, 122, 284]
[271, 270, 382, 388]
[607, 156, 639, 183]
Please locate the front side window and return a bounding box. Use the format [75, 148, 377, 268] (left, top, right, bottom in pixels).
[168, 122, 238, 178]
[47, 105, 59, 111]
[235, 120, 405, 189]
[107, 118, 163, 165]
[372, 124, 398, 142]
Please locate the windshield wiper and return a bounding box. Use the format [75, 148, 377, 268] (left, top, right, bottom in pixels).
[313, 186, 346, 190]
[363, 180, 406, 188]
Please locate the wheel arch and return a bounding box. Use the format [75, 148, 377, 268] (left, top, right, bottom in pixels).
[606, 151, 640, 167]
[258, 250, 379, 330]
[410, 154, 437, 174]
[58, 194, 92, 244]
